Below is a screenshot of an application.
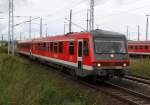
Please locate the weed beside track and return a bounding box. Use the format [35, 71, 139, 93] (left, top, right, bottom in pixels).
[0, 49, 103, 105]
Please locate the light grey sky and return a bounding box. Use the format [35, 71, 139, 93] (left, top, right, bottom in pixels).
[1, 0, 150, 40]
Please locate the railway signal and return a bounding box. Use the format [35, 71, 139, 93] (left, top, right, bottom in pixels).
[14, 16, 41, 39]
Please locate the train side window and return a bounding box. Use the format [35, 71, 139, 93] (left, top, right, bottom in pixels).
[130, 46, 133, 49]
[140, 46, 143, 49]
[36, 43, 39, 50]
[50, 42, 53, 52]
[39, 43, 47, 51]
[137, 46, 139, 49]
[69, 42, 74, 55]
[38, 43, 41, 50]
[54, 42, 58, 53]
[43, 43, 47, 50]
[59, 42, 63, 53]
[132, 46, 135, 49]
[83, 40, 89, 56]
[144, 45, 148, 50]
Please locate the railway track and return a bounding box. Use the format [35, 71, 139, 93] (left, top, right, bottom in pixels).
[104, 82, 150, 105]
[124, 75, 150, 86]
[20, 55, 150, 105]
[78, 79, 150, 105]
[44, 66, 150, 105]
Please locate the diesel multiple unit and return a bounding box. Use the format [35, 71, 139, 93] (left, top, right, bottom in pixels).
[17, 29, 130, 79]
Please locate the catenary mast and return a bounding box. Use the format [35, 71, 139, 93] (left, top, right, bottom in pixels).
[8, 0, 14, 55]
[89, 0, 94, 31]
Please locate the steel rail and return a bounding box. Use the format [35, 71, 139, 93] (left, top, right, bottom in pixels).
[130, 74, 150, 81]
[105, 82, 150, 105]
[124, 75, 150, 85]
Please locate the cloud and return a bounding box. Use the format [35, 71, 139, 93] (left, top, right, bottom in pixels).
[0, 0, 29, 34]
[78, 0, 111, 6]
[95, 0, 111, 6]
[115, 0, 141, 5]
[0, 0, 28, 12]
[0, 23, 6, 32]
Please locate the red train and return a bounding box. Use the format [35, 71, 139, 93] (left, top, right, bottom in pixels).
[17, 29, 130, 79]
[128, 41, 150, 57]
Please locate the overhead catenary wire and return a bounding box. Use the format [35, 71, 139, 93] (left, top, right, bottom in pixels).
[65, 18, 86, 31]
[44, 0, 88, 23]
[45, 0, 87, 18]
[5, 0, 150, 42]
[95, 3, 150, 21]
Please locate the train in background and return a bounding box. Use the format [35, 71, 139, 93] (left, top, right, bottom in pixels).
[17, 29, 130, 80]
[128, 41, 150, 57]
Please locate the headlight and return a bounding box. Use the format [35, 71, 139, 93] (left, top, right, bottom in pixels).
[110, 54, 115, 58]
[123, 63, 127, 67]
[97, 63, 101, 67]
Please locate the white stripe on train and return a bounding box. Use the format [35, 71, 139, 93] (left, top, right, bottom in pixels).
[18, 51, 94, 71]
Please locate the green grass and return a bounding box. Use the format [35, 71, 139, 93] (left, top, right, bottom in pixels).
[0, 49, 104, 105]
[130, 59, 150, 78]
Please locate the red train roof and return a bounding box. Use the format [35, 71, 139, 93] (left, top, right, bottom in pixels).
[18, 32, 91, 43]
[18, 29, 126, 43]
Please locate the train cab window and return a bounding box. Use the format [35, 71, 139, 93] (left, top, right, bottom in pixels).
[83, 40, 89, 56]
[54, 42, 58, 53]
[59, 42, 63, 53]
[50, 42, 53, 52]
[144, 45, 148, 50]
[69, 42, 74, 55]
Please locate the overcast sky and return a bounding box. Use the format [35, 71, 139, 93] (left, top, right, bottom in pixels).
[1, 0, 150, 40]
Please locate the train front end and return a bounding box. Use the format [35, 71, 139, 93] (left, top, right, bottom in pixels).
[91, 30, 130, 77]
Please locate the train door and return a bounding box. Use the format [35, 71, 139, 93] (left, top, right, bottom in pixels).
[78, 40, 83, 70]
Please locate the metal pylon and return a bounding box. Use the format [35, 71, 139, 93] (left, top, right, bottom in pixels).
[89, 0, 94, 31]
[8, 0, 14, 55]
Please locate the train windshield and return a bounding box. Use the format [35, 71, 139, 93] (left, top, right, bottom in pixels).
[94, 38, 127, 54]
